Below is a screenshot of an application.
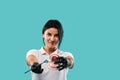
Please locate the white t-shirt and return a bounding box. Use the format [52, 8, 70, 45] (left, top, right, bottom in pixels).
[26, 47, 74, 80]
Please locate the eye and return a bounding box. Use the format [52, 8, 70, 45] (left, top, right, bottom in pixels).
[55, 34, 59, 37]
[47, 33, 51, 36]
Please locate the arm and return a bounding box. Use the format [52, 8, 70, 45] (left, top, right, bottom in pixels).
[26, 55, 39, 66]
[66, 56, 74, 68]
[26, 55, 43, 74]
[54, 55, 74, 71]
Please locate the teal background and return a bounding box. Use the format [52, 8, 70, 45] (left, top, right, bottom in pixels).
[0, 0, 120, 80]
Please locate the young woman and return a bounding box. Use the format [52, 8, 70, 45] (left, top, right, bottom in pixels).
[26, 19, 74, 80]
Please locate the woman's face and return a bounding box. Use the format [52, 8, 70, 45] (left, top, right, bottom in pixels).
[43, 28, 59, 49]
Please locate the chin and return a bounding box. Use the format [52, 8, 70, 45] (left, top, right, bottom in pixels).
[48, 45, 56, 49]
[50, 46, 55, 49]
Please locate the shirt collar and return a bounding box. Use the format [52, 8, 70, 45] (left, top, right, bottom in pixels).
[39, 47, 59, 55]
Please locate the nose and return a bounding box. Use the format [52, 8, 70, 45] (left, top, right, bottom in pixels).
[50, 36, 55, 41]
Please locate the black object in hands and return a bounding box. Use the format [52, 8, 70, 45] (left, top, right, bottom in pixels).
[31, 62, 43, 74]
[24, 60, 48, 74]
[54, 57, 69, 71]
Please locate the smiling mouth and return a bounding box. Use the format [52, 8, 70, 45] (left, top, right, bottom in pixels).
[50, 43, 55, 45]
[49, 41, 55, 44]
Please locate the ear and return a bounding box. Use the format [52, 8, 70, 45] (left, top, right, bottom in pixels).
[42, 34, 45, 38]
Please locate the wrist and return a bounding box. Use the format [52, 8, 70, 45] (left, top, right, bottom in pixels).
[66, 56, 74, 68]
[67, 58, 71, 67]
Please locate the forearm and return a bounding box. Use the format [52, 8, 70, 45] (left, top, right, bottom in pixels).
[66, 56, 74, 68]
[27, 55, 38, 66]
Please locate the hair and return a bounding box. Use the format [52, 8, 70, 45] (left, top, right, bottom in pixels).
[42, 19, 64, 48]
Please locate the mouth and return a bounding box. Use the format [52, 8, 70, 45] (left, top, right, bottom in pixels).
[49, 42, 55, 45]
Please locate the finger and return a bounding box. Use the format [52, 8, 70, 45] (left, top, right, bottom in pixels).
[56, 64, 63, 69]
[40, 69, 43, 73]
[54, 61, 61, 64]
[38, 64, 42, 68]
[57, 66, 65, 71]
[57, 64, 66, 71]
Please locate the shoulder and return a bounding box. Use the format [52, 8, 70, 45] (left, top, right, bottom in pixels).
[58, 50, 74, 58]
[26, 49, 39, 58]
[27, 49, 38, 53]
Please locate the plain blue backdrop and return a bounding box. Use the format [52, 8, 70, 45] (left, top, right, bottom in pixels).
[0, 0, 120, 80]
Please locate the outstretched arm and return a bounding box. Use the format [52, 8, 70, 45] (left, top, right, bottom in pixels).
[66, 56, 74, 68]
[26, 55, 43, 74]
[54, 55, 74, 71]
[26, 55, 38, 66]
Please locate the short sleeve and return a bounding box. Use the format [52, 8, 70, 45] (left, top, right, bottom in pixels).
[26, 49, 38, 59]
[61, 52, 74, 59]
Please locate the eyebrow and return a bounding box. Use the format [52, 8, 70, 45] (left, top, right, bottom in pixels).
[47, 32, 58, 35]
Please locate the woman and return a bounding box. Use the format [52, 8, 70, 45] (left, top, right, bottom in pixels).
[26, 19, 74, 80]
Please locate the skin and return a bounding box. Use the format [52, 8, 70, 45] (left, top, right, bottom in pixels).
[43, 28, 59, 54]
[27, 28, 74, 68]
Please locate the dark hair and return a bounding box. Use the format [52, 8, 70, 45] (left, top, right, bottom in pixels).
[42, 19, 64, 48]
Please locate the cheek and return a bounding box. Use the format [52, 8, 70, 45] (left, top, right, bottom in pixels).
[44, 36, 49, 42]
[55, 38, 59, 43]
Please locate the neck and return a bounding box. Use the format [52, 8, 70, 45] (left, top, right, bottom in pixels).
[44, 46, 57, 55]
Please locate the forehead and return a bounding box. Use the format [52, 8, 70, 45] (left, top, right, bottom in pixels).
[45, 28, 58, 34]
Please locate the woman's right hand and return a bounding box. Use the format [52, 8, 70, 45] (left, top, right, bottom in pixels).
[31, 62, 43, 74]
